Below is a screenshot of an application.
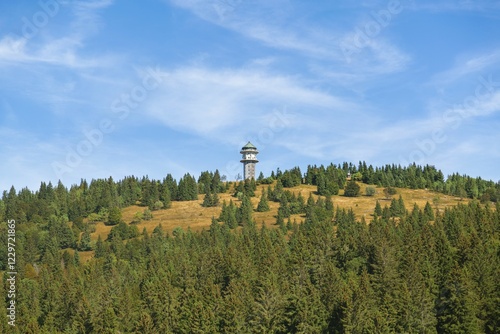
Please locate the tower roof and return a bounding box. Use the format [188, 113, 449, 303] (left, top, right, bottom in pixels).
[241, 141, 257, 150]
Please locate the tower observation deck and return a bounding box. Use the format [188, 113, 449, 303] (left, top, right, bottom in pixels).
[240, 142, 259, 180]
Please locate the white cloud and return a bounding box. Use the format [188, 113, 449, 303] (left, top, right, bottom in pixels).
[139, 63, 406, 169]
[0, 0, 116, 69]
[365, 90, 500, 145]
[168, 0, 411, 77]
[1, 0, 498, 190]
[0, 0, 127, 122]
[429, 49, 500, 86]
[0, 37, 27, 62]
[0, 35, 117, 69]
[143, 65, 357, 140]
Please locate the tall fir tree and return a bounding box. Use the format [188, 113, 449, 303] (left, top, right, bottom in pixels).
[257, 189, 270, 212]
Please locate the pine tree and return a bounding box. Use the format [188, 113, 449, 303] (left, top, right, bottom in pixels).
[218, 200, 228, 222]
[390, 198, 400, 217]
[178, 173, 198, 201]
[297, 192, 306, 213]
[276, 209, 285, 230]
[398, 195, 406, 215]
[220, 199, 238, 228]
[238, 195, 253, 226]
[374, 201, 382, 217]
[94, 235, 106, 258]
[424, 201, 435, 220]
[273, 180, 284, 201]
[164, 173, 179, 201]
[160, 183, 172, 208]
[107, 207, 122, 225]
[78, 230, 92, 251]
[317, 173, 327, 196]
[202, 188, 213, 207]
[278, 196, 291, 218]
[211, 169, 222, 193]
[227, 201, 238, 229]
[244, 178, 256, 197]
[257, 189, 270, 212]
[382, 205, 391, 220]
[211, 192, 219, 207]
[73, 250, 80, 266]
[250, 272, 287, 333]
[257, 171, 265, 182]
[342, 270, 378, 333]
[370, 238, 401, 331]
[436, 264, 481, 333]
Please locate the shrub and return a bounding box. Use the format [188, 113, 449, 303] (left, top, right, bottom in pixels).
[344, 181, 361, 197]
[87, 213, 101, 223]
[143, 208, 153, 221]
[383, 187, 397, 199]
[352, 172, 363, 181]
[131, 212, 143, 224]
[365, 186, 376, 196]
[153, 200, 164, 211]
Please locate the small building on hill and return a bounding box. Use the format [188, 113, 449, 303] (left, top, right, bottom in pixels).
[240, 142, 259, 180]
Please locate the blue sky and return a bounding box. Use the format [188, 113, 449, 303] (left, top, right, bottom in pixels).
[1, 0, 500, 192]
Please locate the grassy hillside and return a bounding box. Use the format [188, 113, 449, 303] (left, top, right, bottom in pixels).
[88, 182, 466, 244]
[78, 182, 466, 264]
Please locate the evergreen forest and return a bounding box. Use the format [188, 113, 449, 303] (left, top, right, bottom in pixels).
[0, 162, 499, 333]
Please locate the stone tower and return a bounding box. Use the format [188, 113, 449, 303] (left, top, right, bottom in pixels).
[240, 141, 259, 180]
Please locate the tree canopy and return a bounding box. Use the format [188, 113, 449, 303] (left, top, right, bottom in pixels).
[1, 162, 499, 332]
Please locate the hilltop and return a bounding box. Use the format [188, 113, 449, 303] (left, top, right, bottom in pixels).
[1, 162, 498, 264]
[78, 181, 467, 260]
[1, 163, 499, 332]
[109, 182, 463, 236]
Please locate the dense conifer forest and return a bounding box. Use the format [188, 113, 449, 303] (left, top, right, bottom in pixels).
[1, 162, 499, 333]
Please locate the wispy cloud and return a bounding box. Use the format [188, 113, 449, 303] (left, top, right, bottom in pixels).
[0, 0, 116, 68]
[1, 0, 498, 190]
[169, 0, 340, 60]
[0, 35, 118, 68]
[429, 49, 500, 86]
[0, 0, 127, 124]
[368, 89, 500, 142]
[168, 0, 411, 77]
[143, 64, 360, 142]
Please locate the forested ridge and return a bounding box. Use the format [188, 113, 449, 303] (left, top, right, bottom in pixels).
[1, 162, 499, 333]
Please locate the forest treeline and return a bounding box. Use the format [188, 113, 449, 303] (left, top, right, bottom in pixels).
[1, 162, 499, 226]
[1, 162, 500, 332]
[1, 193, 499, 332]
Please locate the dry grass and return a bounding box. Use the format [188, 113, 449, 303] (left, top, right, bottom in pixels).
[51, 183, 469, 264]
[89, 182, 466, 244]
[78, 251, 94, 263]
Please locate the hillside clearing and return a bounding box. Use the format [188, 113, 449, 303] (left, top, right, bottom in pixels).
[89, 183, 466, 243]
